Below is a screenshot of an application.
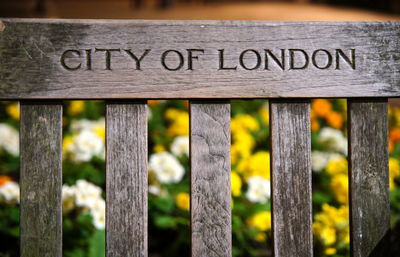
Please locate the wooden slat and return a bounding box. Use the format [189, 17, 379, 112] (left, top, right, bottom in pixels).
[270, 100, 313, 257]
[0, 19, 400, 99]
[190, 101, 231, 257]
[20, 102, 63, 257]
[348, 98, 390, 257]
[106, 101, 148, 257]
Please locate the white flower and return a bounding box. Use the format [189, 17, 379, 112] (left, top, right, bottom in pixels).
[62, 185, 76, 213]
[149, 185, 161, 195]
[0, 181, 20, 204]
[149, 152, 185, 183]
[92, 207, 105, 230]
[70, 118, 105, 133]
[171, 136, 189, 157]
[0, 123, 19, 156]
[318, 127, 348, 155]
[69, 129, 104, 162]
[89, 198, 106, 230]
[311, 151, 342, 172]
[61, 180, 105, 229]
[74, 179, 103, 208]
[245, 176, 271, 204]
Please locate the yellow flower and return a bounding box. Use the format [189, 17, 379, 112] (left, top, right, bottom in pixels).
[240, 151, 270, 180]
[6, 102, 20, 120]
[68, 101, 85, 116]
[325, 247, 337, 255]
[330, 173, 348, 204]
[232, 131, 255, 156]
[313, 204, 349, 248]
[393, 108, 400, 127]
[176, 192, 190, 211]
[165, 109, 180, 120]
[231, 114, 259, 134]
[259, 105, 269, 125]
[231, 171, 242, 197]
[255, 232, 266, 242]
[389, 157, 400, 189]
[325, 157, 347, 175]
[165, 109, 189, 137]
[320, 227, 336, 246]
[154, 144, 166, 153]
[62, 136, 73, 153]
[93, 126, 105, 141]
[247, 211, 271, 232]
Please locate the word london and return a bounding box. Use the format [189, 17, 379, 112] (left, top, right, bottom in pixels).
[60, 48, 356, 71]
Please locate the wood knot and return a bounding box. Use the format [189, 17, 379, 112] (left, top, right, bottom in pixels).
[0, 21, 4, 32]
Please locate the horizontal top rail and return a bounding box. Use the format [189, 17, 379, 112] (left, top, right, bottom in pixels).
[0, 19, 399, 99]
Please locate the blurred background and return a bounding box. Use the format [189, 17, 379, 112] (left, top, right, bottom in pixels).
[1, 1, 400, 257]
[0, 0, 399, 20]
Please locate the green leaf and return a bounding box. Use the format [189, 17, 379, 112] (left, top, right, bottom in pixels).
[88, 229, 105, 257]
[153, 196, 175, 213]
[154, 216, 177, 228]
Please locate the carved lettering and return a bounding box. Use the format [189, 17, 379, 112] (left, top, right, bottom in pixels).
[124, 49, 151, 70]
[265, 49, 285, 70]
[85, 49, 92, 70]
[187, 49, 204, 70]
[239, 49, 261, 70]
[59, 48, 356, 72]
[95, 48, 121, 70]
[60, 50, 82, 71]
[336, 49, 356, 70]
[289, 49, 309, 70]
[312, 49, 332, 70]
[161, 50, 184, 71]
[218, 49, 237, 70]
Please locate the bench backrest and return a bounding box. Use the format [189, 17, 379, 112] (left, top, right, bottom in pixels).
[1, 19, 399, 257]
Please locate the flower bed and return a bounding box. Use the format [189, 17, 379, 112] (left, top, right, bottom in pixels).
[0, 99, 399, 256]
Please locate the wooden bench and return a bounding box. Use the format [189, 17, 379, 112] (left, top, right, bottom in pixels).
[0, 19, 399, 257]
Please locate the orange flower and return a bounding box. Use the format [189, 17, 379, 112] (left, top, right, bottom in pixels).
[312, 99, 332, 118]
[148, 100, 159, 106]
[311, 110, 316, 120]
[311, 119, 320, 132]
[389, 140, 394, 153]
[0, 175, 12, 186]
[326, 111, 343, 130]
[183, 100, 189, 109]
[390, 128, 400, 143]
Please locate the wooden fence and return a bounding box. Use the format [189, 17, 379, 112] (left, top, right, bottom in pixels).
[0, 19, 399, 256]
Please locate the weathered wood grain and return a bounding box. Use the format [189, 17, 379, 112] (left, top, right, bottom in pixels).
[106, 101, 148, 257]
[270, 100, 313, 257]
[0, 19, 399, 99]
[348, 98, 390, 257]
[190, 101, 231, 257]
[20, 102, 63, 257]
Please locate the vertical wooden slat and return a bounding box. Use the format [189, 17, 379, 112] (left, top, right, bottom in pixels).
[106, 101, 148, 257]
[348, 98, 390, 257]
[190, 101, 231, 257]
[270, 99, 313, 257]
[20, 102, 63, 257]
